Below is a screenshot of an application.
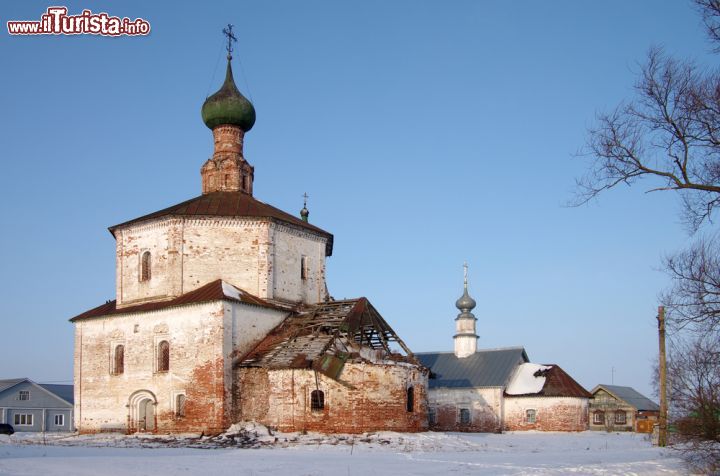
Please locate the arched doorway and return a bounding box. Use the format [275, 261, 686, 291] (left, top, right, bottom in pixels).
[128, 390, 157, 433]
[139, 398, 155, 431]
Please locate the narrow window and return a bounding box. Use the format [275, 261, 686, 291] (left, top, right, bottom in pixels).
[176, 394, 186, 418]
[428, 407, 437, 426]
[158, 340, 170, 372]
[526, 409, 537, 424]
[300, 256, 308, 280]
[113, 344, 125, 375]
[224, 174, 230, 188]
[54, 414, 64, 426]
[459, 408, 470, 425]
[615, 410, 626, 424]
[406, 386, 415, 412]
[140, 251, 151, 281]
[18, 390, 29, 401]
[310, 390, 324, 411]
[593, 411, 605, 425]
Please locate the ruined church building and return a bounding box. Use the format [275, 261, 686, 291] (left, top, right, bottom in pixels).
[71, 32, 590, 435]
[71, 38, 426, 434]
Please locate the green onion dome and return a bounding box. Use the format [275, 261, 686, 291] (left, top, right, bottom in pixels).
[201, 60, 256, 131]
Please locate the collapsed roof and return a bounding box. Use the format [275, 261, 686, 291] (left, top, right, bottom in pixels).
[239, 298, 418, 380]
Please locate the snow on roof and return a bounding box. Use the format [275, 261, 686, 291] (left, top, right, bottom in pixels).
[505, 363, 552, 395]
[221, 281, 245, 301]
[71, 279, 285, 321]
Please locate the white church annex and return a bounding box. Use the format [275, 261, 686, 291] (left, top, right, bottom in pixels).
[70, 29, 427, 435]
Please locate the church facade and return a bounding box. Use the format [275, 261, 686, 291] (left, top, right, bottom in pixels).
[418, 267, 591, 432]
[71, 45, 426, 435]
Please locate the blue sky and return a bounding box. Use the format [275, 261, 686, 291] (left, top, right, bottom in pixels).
[0, 1, 712, 398]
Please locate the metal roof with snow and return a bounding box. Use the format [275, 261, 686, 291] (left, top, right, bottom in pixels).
[592, 384, 660, 411]
[505, 364, 591, 398]
[416, 347, 529, 388]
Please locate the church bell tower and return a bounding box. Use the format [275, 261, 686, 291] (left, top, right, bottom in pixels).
[200, 25, 256, 195]
[454, 263, 478, 358]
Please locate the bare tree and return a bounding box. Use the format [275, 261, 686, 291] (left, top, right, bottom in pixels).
[697, 0, 720, 48]
[662, 234, 720, 333]
[667, 336, 720, 472]
[575, 0, 720, 231]
[575, 1, 720, 470]
[575, 47, 720, 231]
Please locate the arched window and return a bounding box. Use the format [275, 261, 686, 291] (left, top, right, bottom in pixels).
[406, 386, 415, 412]
[157, 340, 170, 372]
[300, 256, 308, 280]
[526, 408, 537, 424]
[176, 394, 186, 418]
[140, 251, 151, 281]
[310, 389, 324, 411]
[113, 344, 124, 375]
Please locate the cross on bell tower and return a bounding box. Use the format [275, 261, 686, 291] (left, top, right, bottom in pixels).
[300, 192, 310, 222]
[223, 24, 237, 60]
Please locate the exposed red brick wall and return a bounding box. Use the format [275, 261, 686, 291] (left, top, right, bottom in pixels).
[235, 363, 428, 434]
[431, 404, 501, 432]
[504, 396, 588, 432]
[154, 356, 227, 435]
[201, 125, 254, 194]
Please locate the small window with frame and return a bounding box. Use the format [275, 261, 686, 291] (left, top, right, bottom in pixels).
[300, 256, 308, 281]
[459, 408, 471, 425]
[428, 407, 437, 425]
[310, 389, 324, 411]
[112, 344, 125, 375]
[54, 414, 65, 426]
[140, 251, 151, 282]
[176, 394, 186, 418]
[526, 408, 537, 424]
[157, 340, 170, 372]
[406, 386, 415, 412]
[18, 390, 29, 401]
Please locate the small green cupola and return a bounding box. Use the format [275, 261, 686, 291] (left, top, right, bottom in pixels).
[201, 59, 256, 131]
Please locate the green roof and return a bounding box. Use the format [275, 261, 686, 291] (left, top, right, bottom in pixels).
[201, 60, 256, 131]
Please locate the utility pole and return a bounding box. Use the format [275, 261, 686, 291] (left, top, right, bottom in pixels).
[657, 305, 668, 447]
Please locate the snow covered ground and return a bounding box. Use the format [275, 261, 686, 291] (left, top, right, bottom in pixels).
[0, 428, 688, 475]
